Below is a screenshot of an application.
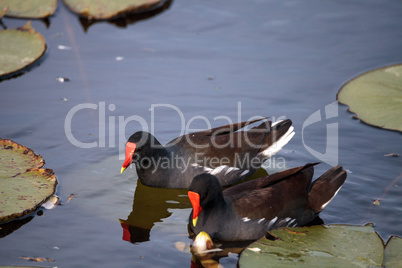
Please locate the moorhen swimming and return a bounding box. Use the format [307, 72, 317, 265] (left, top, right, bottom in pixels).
[121, 118, 294, 188]
[188, 163, 347, 241]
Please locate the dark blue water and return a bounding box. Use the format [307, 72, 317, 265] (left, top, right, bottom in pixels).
[1, 0, 401, 267]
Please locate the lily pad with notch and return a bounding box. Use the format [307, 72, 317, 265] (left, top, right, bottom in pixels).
[337, 64, 402, 132]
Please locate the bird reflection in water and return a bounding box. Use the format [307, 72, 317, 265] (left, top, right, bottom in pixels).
[119, 168, 269, 243]
[119, 178, 190, 243]
[118, 169, 324, 267]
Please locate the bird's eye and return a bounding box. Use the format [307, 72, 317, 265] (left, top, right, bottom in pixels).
[142, 158, 150, 167]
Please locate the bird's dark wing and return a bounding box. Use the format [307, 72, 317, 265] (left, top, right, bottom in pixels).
[166, 118, 292, 169]
[226, 164, 317, 220]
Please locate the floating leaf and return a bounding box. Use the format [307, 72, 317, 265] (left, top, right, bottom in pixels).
[0, 139, 44, 178]
[384, 153, 399, 157]
[239, 224, 385, 267]
[0, 0, 57, 19]
[0, 138, 58, 223]
[337, 64, 402, 132]
[0, 22, 47, 79]
[41, 195, 59, 209]
[19, 256, 55, 262]
[76, 0, 173, 31]
[384, 236, 402, 267]
[62, 0, 164, 20]
[66, 193, 77, 204]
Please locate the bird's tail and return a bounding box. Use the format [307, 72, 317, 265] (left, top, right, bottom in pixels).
[257, 119, 295, 158]
[308, 165, 347, 213]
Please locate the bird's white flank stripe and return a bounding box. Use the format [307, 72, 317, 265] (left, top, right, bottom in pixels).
[210, 165, 228, 175]
[240, 170, 249, 176]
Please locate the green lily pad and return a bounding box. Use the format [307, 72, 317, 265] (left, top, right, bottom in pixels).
[337, 64, 402, 132]
[0, 21, 47, 79]
[0, 139, 44, 178]
[0, 267, 48, 268]
[62, 0, 164, 20]
[384, 236, 402, 267]
[0, 0, 57, 19]
[0, 138, 57, 223]
[239, 224, 395, 267]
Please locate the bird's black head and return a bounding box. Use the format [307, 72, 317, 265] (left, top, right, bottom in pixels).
[189, 173, 224, 209]
[188, 173, 225, 227]
[128, 131, 157, 149]
[121, 131, 161, 173]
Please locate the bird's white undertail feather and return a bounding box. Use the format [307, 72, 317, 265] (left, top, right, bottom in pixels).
[320, 185, 343, 210]
[259, 120, 295, 158]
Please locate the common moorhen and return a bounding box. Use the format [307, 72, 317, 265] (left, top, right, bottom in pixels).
[121, 118, 294, 188]
[188, 163, 347, 241]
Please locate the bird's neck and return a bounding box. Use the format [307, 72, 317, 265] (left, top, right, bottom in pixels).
[205, 191, 226, 211]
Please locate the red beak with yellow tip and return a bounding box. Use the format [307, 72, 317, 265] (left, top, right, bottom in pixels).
[188, 191, 202, 227]
[121, 142, 136, 173]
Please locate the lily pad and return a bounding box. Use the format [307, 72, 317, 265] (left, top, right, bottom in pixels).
[0, 22, 47, 79]
[0, 139, 44, 178]
[62, 0, 164, 20]
[0, 266, 48, 268]
[0, 139, 57, 223]
[239, 224, 402, 267]
[337, 64, 402, 132]
[383, 236, 402, 267]
[0, 0, 57, 19]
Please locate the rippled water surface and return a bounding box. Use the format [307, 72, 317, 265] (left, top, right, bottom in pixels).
[1, 0, 401, 267]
